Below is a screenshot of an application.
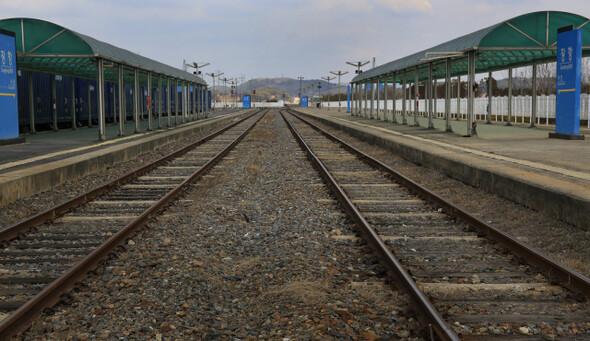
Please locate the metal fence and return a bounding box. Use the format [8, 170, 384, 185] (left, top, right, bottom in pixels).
[327, 93, 590, 127]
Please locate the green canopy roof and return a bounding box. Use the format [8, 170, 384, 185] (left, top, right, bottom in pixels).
[352, 11, 590, 84]
[0, 17, 207, 86]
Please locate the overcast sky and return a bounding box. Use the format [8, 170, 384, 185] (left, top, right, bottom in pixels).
[1, 0, 589, 84]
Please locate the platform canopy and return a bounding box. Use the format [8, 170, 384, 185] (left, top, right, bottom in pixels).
[352, 11, 590, 83]
[0, 17, 207, 86]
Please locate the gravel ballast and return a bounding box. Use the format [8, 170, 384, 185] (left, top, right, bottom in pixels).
[15, 111, 422, 340]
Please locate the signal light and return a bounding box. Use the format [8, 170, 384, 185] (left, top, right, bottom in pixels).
[253, 90, 256, 94]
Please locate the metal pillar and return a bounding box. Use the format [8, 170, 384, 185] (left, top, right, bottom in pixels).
[529, 64, 537, 128]
[28, 71, 35, 133]
[97, 58, 106, 141]
[134, 68, 140, 133]
[364, 81, 368, 117]
[487, 71, 492, 124]
[194, 85, 197, 119]
[507, 68, 512, 126]
[414, 68, 419, 126]
[392, 72, 397, 123]
[467, 51, 475, 136]
[71, 77, 76, 130]
[434, 79, 438, 120]
[51, 74, 57, 131]
[175, 79, 179, 125]
[158, 75, 163, 129]
[384, 78, 388, 121]
[402, 70, 407, 125]
[147, 72, 153, 131]
[167, 79, 172, 127]
[370, 81, 375, 118]
[445, 58, 452, 132]
[180, 82, 185, 123]
[112, 83, 117, 125]
[87, 79, 92, 128]
[428, 62, 434, 129]
[118, 65, 124, 136]
[456, 75, 461, 120]
[376, 79, 380, 119]
[350, 84, 354, 115]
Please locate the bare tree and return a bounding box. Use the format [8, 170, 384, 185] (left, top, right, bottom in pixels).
[536, 62, 556, 95]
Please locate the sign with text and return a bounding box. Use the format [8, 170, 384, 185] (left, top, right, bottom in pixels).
[301, 96, 308, 107]
[0, 29, 19, 140]
[242, 94, 251, 109]
[555, 28, 582, 136]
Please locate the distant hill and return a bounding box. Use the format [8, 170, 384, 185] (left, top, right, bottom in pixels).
[233, 77, 346, 99]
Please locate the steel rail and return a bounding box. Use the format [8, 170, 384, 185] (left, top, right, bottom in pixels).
[288, 108, 590, 299]
[0, 109, 267, 340]
[0, 110, 261, 244]
[280, 110, 459, 341]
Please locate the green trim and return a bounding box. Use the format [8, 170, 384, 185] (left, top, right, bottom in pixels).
[353, 11, 590, 84]
[0, 18, 207, 86]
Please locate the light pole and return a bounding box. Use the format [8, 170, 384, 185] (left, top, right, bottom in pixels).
[346, 61, 370, 75]
[184, 60, 210, 75]
[330, 71, 349, 112]
[322, 76, 336, 110]
[317, 82, 322, 108]
[297, 76, 304, 104]
[205, 71, 223, 110]
[220, 77, 233, 108]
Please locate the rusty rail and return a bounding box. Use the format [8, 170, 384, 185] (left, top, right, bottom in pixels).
[280, 110, 459, 341]
[0, 110, 260, 243]
[0, 109, 267, 339]
[288, 109, 590, 300]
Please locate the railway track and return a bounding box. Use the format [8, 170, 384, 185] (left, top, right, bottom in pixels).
[282, 109, 590, 340]
[0, 109, 267, 339]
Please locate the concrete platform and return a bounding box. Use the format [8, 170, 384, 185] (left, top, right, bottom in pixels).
[0, 109, 251, 206]
[294, 108, 590, 229]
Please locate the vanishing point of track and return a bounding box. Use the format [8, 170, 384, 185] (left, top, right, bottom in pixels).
[282, 108, 590, 340]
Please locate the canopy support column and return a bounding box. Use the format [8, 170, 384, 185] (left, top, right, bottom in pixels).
[191, 84, 199, 121]
[376, 79, 380, 119]
[384, 77, 388, 121]
[87, 80, 92, 128]
[414, 68, 419, 126]
[507, 68, 513, 126]
[529, 64, 537, 128]
[392, 73, 397, 123]
[175, 79, 179, 125]
[167, 79, 172, 127]
[118, 65, 124, 136]
[364, 81, 368, 117]
[134, 68, 140, 134]
[402, 70, 407, 125]
[71, 78, 76, 130]
[28, 71, 35, 134]
[445, 58, 452, 132]
[467, 50, 475, 136]
[97, 58, 106, 141]
[158, 75, 163, 129]
[147, 72, 153, 131]
[428, 62, 434, 129]
[456, 75, 461, 120]
[51, 74, 57, 131]
[370, 81, 375, 119]
[487, 71, 492, 124]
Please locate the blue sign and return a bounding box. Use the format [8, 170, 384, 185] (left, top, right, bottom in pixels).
[242, 95, 251, 109]
[555, 28, 582, 136]
[0, 29, 18, 140]
[301, 96, 308, 107]
[347, 85, 351, 112]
